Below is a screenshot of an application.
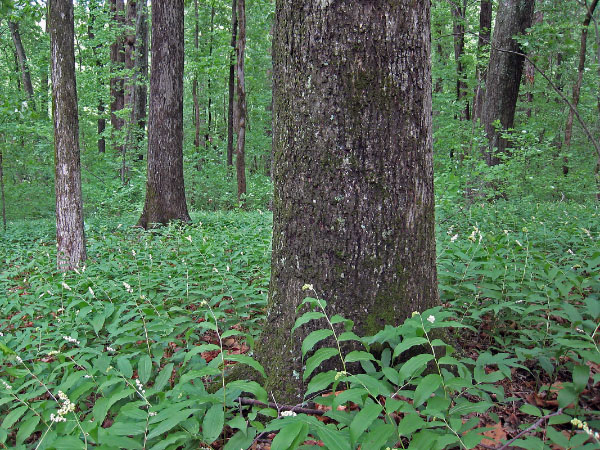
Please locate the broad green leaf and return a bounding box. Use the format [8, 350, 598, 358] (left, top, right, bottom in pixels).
[572, 364, 590, 393]
[301, 329, 333, 357]
[271, 421, 308, 450]
[304, 348, 339, 380]
[93, 388, 134, 424]
[203, 404, 224, 444]
[361, 422, 396, 449]
[1, 405, 27, 429]
[227, 380, 268, 403]
[316, 423, 351, 450]
[393, 337, 428, 359]
[183, 344, 221, 364]
[16, 415, 39, 445]
[413, 374, 442, 407]
[344, 351, 377, 364]
[398, 414, 426, 436]
[147, 409, 195, 440]
[148, 432, 187, 450]
[223, 429, 257, 450]
[305, 370, 336, 397]
[546, 426, 570, 448]
[138, 354, 152, 385]
[116, 356, 133, 379]
[520, 403, 542, 417]
[91, 314, 105, 335]
[349, 402, 382, 446]
[291, 311, 326, 334]
[51, 436, 85, 449]
[399, 354, 434, 380]
[224, 354, 266, 377]
[153, 363, 173, 392]
[109, 421, 147, 436]
[449, 400, 493, 415]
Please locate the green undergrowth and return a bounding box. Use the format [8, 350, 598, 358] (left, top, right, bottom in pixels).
[0, 201, 599, 449]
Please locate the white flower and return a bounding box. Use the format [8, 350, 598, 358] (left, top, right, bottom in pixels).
[450, 234, 458, 242]
[63, 336, 80, 345]
[123, 282, 133, 293]
[15, 356, 23, 364]
[427, 315, 435, 324]
[185, 235, 192, 243]
[47, 350, 60, 356]
[1, 380, 12, 390]
[281, 410, 297, 417]
[135, 379, 146, 394]
[106, 346, 116, 352]
[132, 249, 136, 257]
[50, 413, 66, 423]
[88, 287, 95, 297]
[302, 284, 314, 291]
[61, 281, 71, 291]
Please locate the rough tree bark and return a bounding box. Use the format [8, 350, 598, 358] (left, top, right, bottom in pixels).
[137, 0, 191, 229]
[235, 0, 246, 202]
[256, 0, 438, 403]
[563, 0, 599, 175]
[481, 0, 535, 166]
[0, 140, 6, 231]
[227, 0, 238, 167]
[9, 20, 35, 108]
[49, 0, 86, 270]
[473, 0, 493, 122]
[452, 0, 469, 120]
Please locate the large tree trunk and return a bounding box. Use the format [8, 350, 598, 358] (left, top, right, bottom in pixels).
[235, 0, 246, 203]
[49, 0, 86, 271]
[563, 0, 599, 176]
[227, 0, 238, 167]
[9, 20, 35, 108]
[137, 0, 191, 229]
[481, 0, 535, 166]
[110, 0, 126, 153]
[257, 0, 438, 403]
[473, 0, 493, 122]
[452, 0, 469, 120]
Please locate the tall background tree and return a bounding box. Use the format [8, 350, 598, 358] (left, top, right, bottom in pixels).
[49, 0, 86, 270]
[481, 0, 536, 166]
[257, 0, 438, 402]
[137, 0, 191, 228]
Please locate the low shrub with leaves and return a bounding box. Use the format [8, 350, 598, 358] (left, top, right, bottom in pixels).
[1, 201, 599, 449]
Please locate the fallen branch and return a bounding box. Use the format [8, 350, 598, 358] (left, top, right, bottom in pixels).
[235, 397, 325, 416]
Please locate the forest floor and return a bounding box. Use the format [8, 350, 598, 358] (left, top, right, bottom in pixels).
[0, 201, 599, 449]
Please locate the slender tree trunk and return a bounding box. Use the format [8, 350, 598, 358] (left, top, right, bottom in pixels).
[133, 0, 148, 141]
[41, 12, 50, 117]
[9, 21, 35, 108]
[227, 0, 238, 167]
[110, 0, 126, 153]
[473, 0, 492, 123]
[524, 11, 544, 118]
[563, 0, 599, 176]
[193, 0, 201, 150]
[257, 0, 438, 403]
[49, 0, 86, 271]
[0, 140, 6, 231]
[452, 0, 469, 120]
[205, 3, 215, 148]
[235, 0, 246, 202]
[481, 0, 535, 166]
[88, 2, 106, 153]
[138, 0, 191, 229]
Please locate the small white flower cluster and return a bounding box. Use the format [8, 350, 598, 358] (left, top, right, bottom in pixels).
[61, 281, 72, 291]
[50, 391, 75, 422]
[63, 336, 80, 345]
[47, 350, 60, 356]
[15, 356, 23, 364]
[572, 418, 600, 441]
[280, 410, 297, 417]
[123, 282, 133, 294]
[135, 379, 146, 395]
[1, 380, 12, 390]
[468, 226, 482, 243]
[106, 346, 116, 353]
[427, 315, 436, 324]
[302, 284, 314, 291]
[334, 371, 349, 381]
